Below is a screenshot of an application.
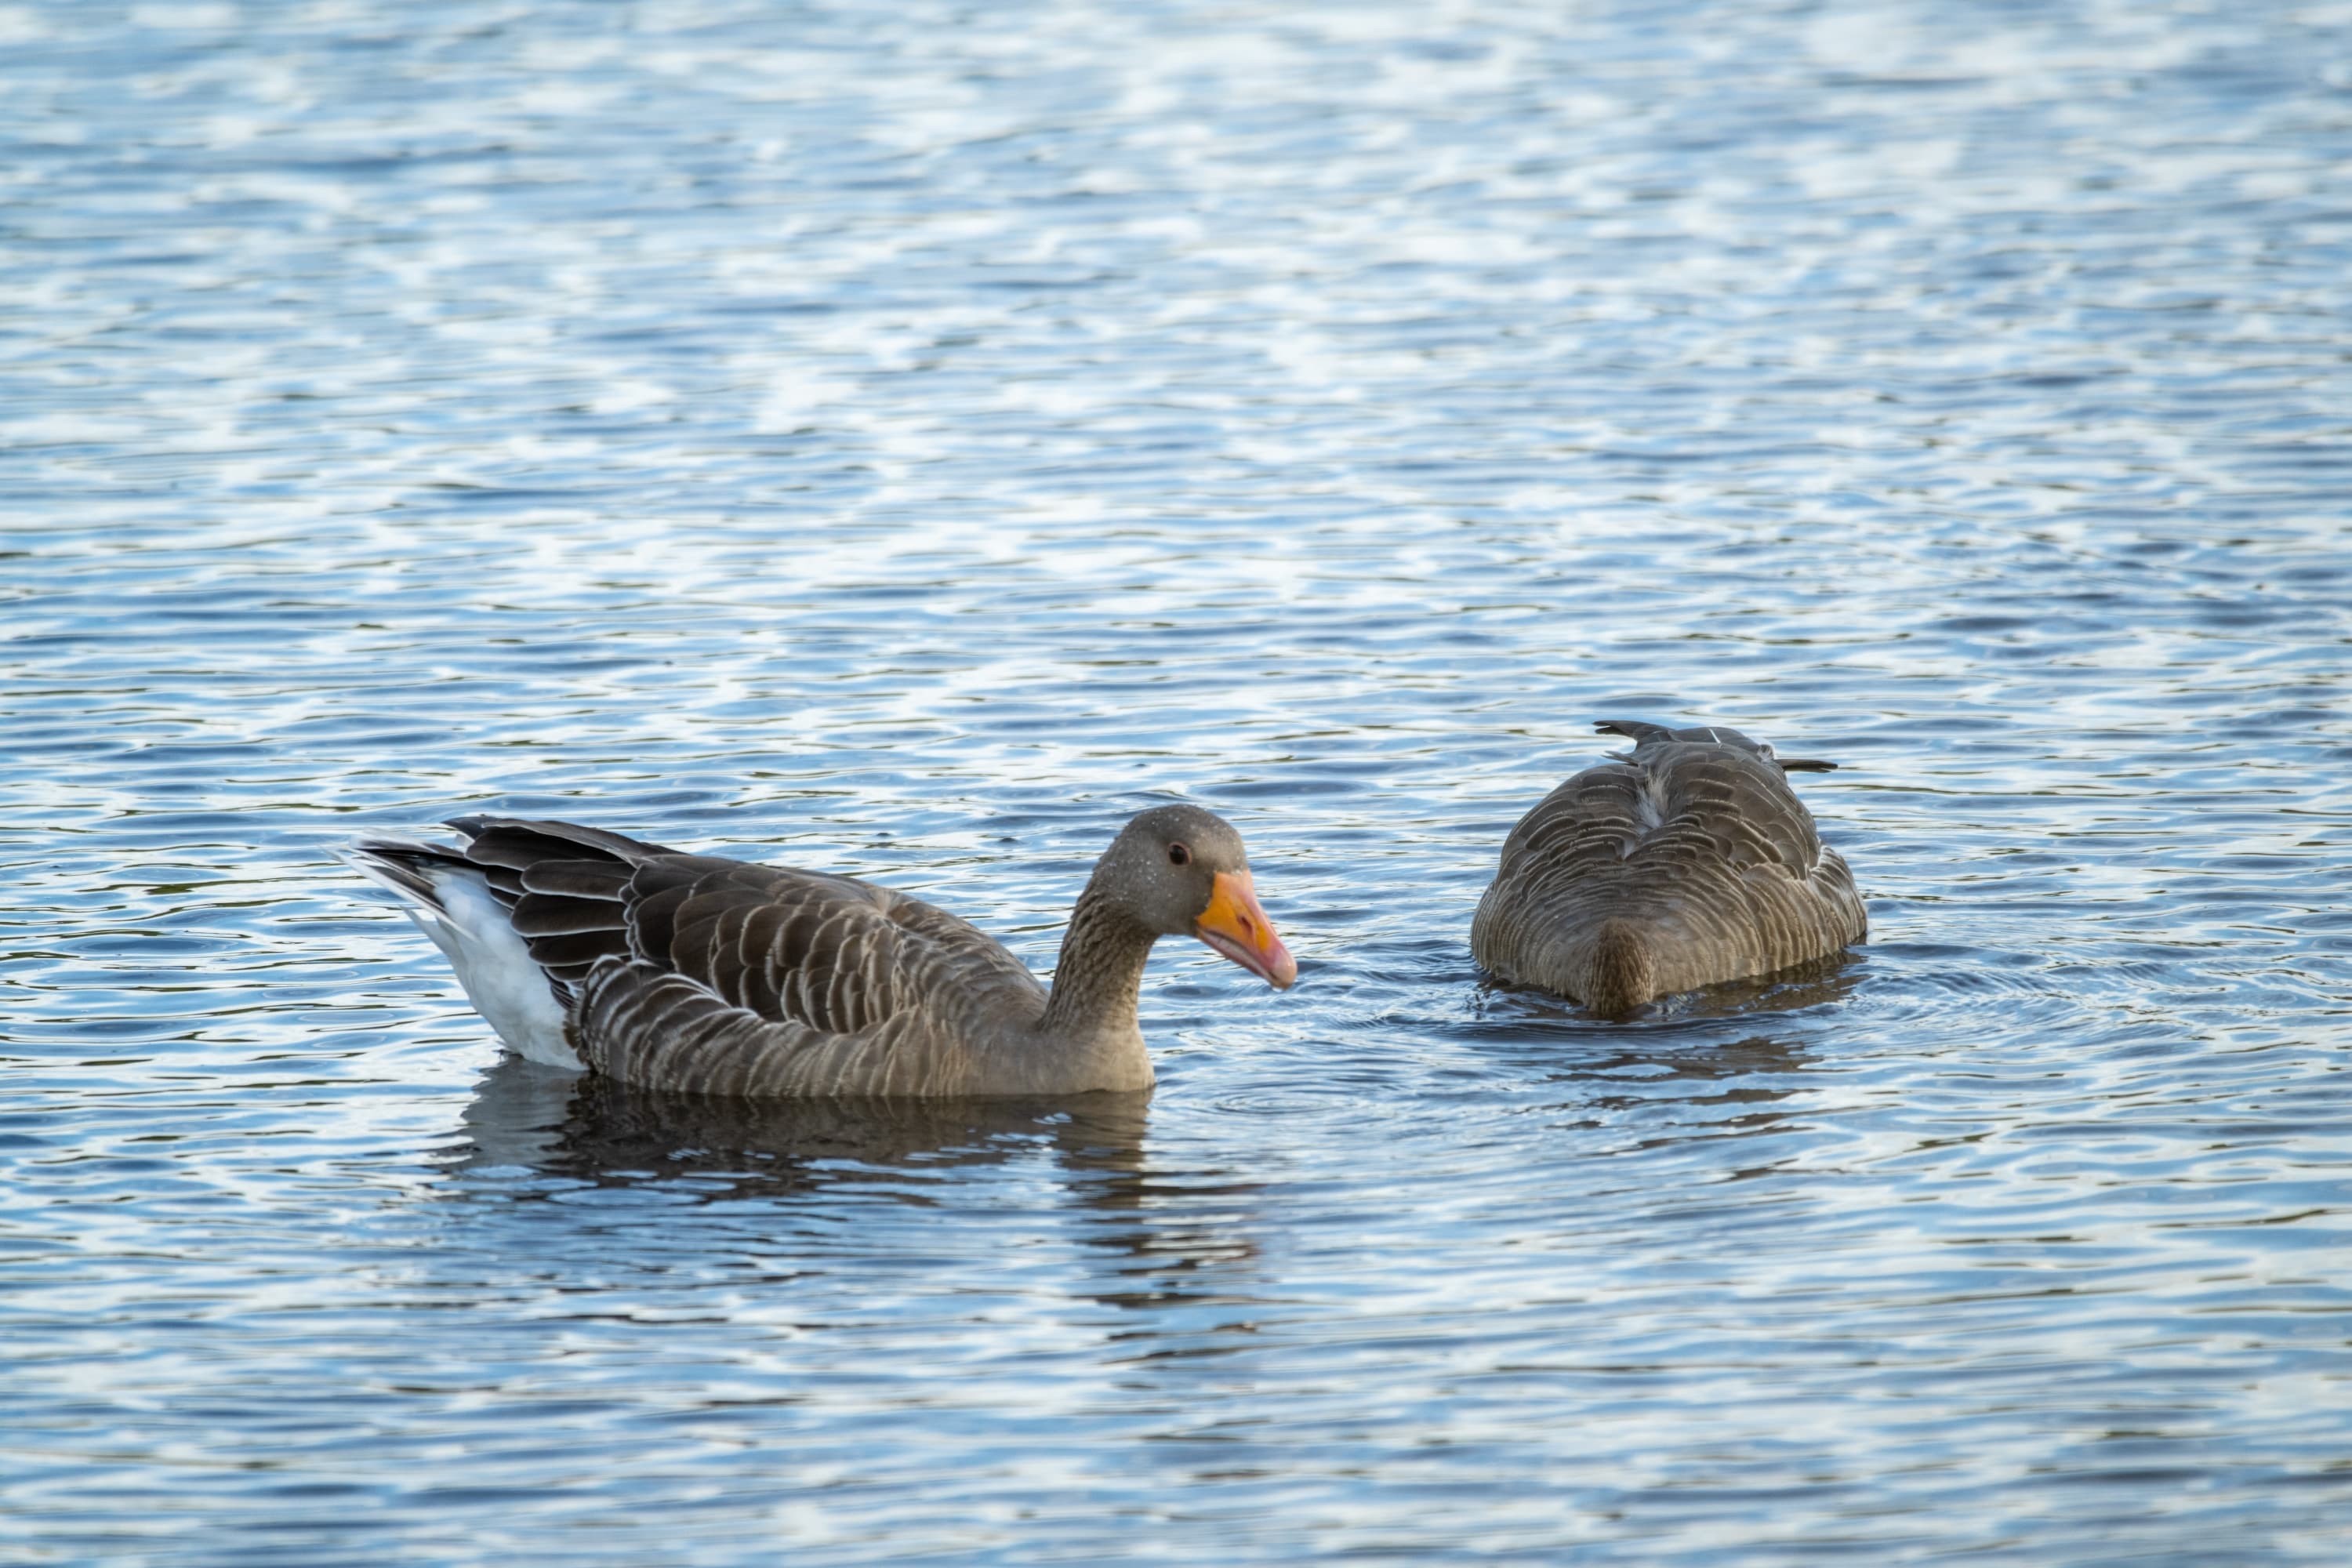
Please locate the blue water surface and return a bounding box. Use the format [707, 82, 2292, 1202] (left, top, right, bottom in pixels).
[5, 2, 2352, 1562]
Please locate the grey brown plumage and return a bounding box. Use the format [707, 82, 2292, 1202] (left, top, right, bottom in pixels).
[347, 805, 1297, 1098]
[1471, 720, 1865, 1014]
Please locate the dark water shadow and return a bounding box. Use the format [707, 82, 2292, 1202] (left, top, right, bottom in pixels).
[439, 1055, 1261, 1312]
[1535, 1032, 1811, 1123]
[1453, 963, 1859, 1155]
[447, 1053, 1155, 1198]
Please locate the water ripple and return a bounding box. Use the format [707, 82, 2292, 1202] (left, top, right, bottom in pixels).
[5, 0, 2352, 1563]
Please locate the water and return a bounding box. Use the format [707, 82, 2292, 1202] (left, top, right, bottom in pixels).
[5, 0, 2352, 1560]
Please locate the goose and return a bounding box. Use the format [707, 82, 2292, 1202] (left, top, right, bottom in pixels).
[1471, 720, 1864, 1014]
[346, 804, 1296, 1097]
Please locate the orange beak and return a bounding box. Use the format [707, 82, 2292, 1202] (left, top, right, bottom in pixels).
[1192, 869, 1298, 990]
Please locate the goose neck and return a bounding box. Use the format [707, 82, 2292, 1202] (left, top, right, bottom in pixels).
[1040, 885, 1160, 1040]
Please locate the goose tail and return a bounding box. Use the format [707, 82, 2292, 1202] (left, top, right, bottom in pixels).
[343, 835, 582, 1069]
[1580, 917, 1658, 1017]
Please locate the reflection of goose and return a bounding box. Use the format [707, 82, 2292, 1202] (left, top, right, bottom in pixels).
[1472, 720, 1865, 1015]
[348, 805, 1295, 1097]
[450, 1051, 1156, 1200]
[445, 1055, 1261, 1298]
[1537, 1036, 1815, 1150]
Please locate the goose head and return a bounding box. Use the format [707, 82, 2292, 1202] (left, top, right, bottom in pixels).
[1095, 804, 1298, 989]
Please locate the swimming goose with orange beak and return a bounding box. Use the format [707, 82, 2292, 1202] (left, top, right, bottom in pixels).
[347, 804, 1296, 1098]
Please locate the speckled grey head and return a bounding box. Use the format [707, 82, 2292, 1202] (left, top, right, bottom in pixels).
[1594, 718, 1838, 773]
[1092, 804, 1296, 987]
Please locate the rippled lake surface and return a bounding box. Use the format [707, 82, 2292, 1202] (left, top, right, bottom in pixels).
[7, 1, 2352, 1561]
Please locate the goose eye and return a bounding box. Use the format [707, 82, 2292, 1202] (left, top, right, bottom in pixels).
[1167, 843, 1191, 866]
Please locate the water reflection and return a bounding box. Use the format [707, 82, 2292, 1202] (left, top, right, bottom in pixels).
[448, 1054, 1152, 1197]
[443, 1054, 1259, 1306]
[1518, 1032, 1813, 1145]
[1469, 950, 1864, 1031]
[1461, 970, 1846, 1150]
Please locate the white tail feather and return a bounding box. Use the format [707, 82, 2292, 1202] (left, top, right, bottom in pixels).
[345, 840, 582, 1069]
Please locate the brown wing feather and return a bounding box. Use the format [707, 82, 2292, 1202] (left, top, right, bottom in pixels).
[431, 815, 1058, 1094]
[560, 855, 1049, 1094]
[445, 818, 675, 988]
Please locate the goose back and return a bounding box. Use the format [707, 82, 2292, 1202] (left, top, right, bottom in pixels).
[1471, 732, 1864, 1012]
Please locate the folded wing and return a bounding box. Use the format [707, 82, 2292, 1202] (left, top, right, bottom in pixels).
[450, 816, 1047, 1093]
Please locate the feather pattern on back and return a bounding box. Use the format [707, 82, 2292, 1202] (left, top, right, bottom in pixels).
[1471, 723, 1865, 1012]
[578, 854, 1052, 1095]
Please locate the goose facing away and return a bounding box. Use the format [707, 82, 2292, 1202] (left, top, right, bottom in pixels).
[1470, 720, 1865, 1015]
[346, 804, 1297, 1098]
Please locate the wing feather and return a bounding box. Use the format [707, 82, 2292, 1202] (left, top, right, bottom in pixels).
[401, 816, 1055, 1094]
[734, 904, 789, 1017]
[520, 862, 632, 899]
[547, 853, 1050, 1091]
